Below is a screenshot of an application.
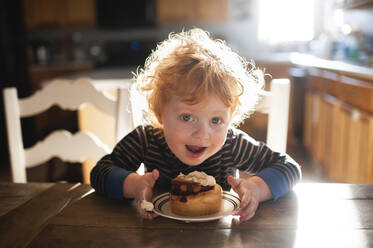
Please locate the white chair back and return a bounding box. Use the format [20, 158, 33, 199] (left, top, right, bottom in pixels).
[3, 78, 135, 183]
[238, 78, 291, 179]
[257, 78, 291, 153]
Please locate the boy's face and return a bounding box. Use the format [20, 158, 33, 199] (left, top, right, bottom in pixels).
[160, 93, 231, 166]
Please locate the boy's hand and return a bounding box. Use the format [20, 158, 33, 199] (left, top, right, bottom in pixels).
[136, 169, 159, 220]
[123, 169, 159, 220]
[227, 175, 272, 222]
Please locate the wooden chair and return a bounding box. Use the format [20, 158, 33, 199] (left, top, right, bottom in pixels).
[3, 78, 135, 183]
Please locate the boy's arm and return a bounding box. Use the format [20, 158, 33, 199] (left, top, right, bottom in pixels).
[228, 175, 272, 222]
[231, 129, 301, 200]
[256, 167, 290, 201]
[122, 170, 159, 199]
[247, 176, 273, 202]
[90, 126, 147, 200]
[103, 167, 134, 200]
[122, 173, 142, 198]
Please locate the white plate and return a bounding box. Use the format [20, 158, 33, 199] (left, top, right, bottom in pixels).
[152, 191, 241, 223]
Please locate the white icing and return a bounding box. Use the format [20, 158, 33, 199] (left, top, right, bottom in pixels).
[178, 171, 216, 186]
[141, 200, 154, 211]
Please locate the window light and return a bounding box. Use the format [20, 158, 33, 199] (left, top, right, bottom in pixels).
[258, 0, 315, 43]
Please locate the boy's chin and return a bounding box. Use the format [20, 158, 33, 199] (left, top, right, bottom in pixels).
[180, 159, 205, 167]
[179, 152, 216, 166]
[185, 163, 201, 167]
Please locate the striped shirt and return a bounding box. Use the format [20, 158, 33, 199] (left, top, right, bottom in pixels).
[90, 125, 301, 200]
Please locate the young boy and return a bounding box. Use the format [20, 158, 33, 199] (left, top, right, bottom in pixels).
[90, 28, 301, 222]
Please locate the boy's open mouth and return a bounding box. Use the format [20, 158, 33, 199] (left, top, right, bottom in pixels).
[186, 145, 206, 154]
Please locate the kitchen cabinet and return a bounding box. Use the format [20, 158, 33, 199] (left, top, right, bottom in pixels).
[24, 0, 96, 30]
[304, 67, 373, 183]
[337, 0, 373, 9]
[156, 0, 228, 24]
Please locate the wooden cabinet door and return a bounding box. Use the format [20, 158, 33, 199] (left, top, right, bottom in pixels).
[305, 91, 322, 162]
[310, 93, 324, 163]
[24, 0, 63, 29]
[314, 95, 327, 164]
[336, 104, 373, 183]
[63, 0, 96, 28]
[357, 112, 373, 184]
[157, 0, 228, 24]
[329, 100, 348, 182]
[321, 95, 338, 179]
[24, 0, 96, 29]
[344, 108, 363, 183]
[157, 0, 195, 24]
[303, 91, 313, 151]
[338, 75, 373, 113]
[305, 67, 373, 184]
[303, 92, 373, 184]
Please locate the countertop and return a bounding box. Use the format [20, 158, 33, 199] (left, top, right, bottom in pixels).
[246, 52, 293, 64]
[289, 53, 373, 81]
[71, 66, 137, 79]
[37, 53, 373, 82]
[246, 52, 373, 81]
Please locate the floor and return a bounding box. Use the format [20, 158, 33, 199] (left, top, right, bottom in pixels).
[286, 138, 328, 183]
[0, 136, 327, 183]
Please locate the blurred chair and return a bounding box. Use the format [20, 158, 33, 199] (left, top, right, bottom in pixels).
[257, 78, 291, 153]
[3, 78, 136, 184]
[238, 78, 291, 178]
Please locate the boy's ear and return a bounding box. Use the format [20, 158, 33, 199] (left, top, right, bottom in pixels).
[156, 112, 163, 125]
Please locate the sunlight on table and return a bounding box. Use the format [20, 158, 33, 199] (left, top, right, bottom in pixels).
[292, 183, 368, 248]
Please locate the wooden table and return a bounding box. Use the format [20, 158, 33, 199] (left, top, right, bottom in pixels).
[1, 182, 373, 248]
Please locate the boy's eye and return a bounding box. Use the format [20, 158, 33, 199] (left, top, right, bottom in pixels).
[180, 114, 193, 122]
[211, 117, 222, 124]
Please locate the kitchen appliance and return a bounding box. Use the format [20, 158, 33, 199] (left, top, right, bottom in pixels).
[99, 39, 159, 67]
[96, 0, 156, 30]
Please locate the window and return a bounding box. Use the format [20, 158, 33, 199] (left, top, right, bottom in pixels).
[258, 0, 315, 43]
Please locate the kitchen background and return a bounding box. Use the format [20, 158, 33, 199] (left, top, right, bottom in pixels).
[1, 0, 373, 182]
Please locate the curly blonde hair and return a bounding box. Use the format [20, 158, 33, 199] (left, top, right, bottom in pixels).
[133, 28, 264, 128]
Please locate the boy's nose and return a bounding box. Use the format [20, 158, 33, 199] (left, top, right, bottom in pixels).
[193, 122, 210, 140]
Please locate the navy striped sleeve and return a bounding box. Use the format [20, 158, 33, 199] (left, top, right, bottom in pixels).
[229, 128, 301, 198]
[90, 126, 147, 198]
